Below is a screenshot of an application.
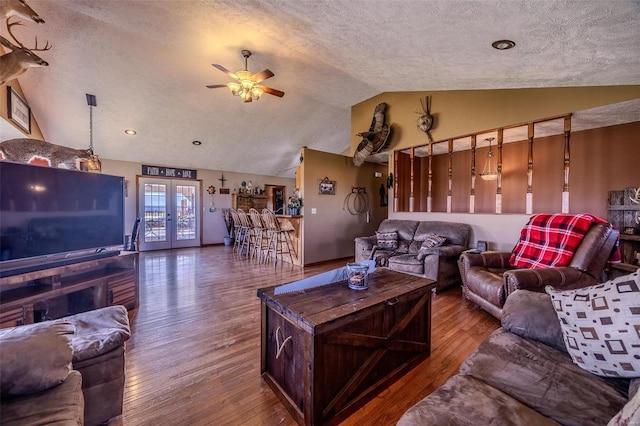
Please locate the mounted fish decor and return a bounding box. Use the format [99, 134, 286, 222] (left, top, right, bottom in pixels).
[353, 102, 391, 167]
[416, 95, 435, 142]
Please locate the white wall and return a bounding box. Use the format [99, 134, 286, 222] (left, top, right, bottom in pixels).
[389, 211, 530, 251]
[101, 159, 295, 246]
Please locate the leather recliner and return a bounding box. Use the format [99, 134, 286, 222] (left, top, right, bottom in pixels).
[459, 222, 619, 319]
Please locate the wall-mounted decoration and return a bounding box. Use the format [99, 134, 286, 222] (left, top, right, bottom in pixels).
[207, 185, 216, 195]
[142, 164, 197, 179]
[7, 86, 30, 133]
[218, 173, 227, 187]
[318, 177, 336, 195]
[353, 102, 391, 167]
[416, 95, 435, 142]
[0, 17, 51, 86]
[220, 188, 230, 195]
[0, 138, 94, 169]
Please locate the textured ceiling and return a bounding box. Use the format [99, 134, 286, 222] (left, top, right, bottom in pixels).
[3, 0, 640, 177]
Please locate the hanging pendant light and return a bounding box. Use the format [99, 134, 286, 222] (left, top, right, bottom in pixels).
[480, 137, 498, 181]
[84, 93, 102, 172]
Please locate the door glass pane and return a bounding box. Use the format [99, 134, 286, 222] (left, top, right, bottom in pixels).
[175, 185, 196, 241]
[144, 183, 167, 242]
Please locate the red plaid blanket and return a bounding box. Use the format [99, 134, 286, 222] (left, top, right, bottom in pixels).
[509, 214, 619, 269]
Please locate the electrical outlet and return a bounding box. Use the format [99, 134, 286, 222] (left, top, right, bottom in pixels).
[311, 208, 317, 214]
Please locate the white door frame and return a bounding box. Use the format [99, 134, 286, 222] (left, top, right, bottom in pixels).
[137, 177, 202, 251]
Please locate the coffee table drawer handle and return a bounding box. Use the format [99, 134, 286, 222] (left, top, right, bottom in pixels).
[275, 327, 292, 359]
[386, 297, 400, 306]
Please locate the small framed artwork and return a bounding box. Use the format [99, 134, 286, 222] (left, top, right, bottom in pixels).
[219, 188, 230, 195]
[7, 86, 31, 134]
[623, 227, 636, 235]
[476, 240, 488, 252]
[318, 177, 335, 195]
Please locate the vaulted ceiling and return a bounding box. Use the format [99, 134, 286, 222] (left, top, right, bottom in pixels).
[5, 0, 640, 177]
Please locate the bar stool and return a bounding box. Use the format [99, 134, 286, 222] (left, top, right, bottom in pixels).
[262, 209, 294, 264]
[229, 208, 245, 254]
[237, 209, 253, 257]
[249, 208, 267, 261]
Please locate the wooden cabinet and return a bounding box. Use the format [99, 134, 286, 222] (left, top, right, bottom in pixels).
[0, 252, 139, 329]
[608, 187, 640, 274]
[258, 269, 436, 425]
[232, 193, 268, 211]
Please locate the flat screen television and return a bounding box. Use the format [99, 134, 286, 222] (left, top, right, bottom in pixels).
[0, 161, 125, 277]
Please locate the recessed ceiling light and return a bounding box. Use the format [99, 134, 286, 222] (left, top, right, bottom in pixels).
[492, 40, 516, 50]
[124, 129, 137, 135]
[192, 140, 202, 146]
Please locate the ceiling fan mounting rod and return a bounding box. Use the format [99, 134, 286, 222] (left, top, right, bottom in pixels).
[241, 49, 251, 70]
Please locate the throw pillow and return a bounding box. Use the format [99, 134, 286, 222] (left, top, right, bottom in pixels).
[545, 271, 640, 378]
[416, 234, 446, 260]
[376, 231, 398, 250]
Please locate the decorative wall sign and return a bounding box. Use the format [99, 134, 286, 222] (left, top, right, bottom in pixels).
[7, 86, 31, 134]
[141, 165, 197, 179]
[220, 188, 230, 194]
[318, 177, 335, 195]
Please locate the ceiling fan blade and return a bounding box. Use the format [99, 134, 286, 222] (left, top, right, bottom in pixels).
[252, 69, 274, 83]
[259, 85, 285, 98]
[212, 64, 238, 80]
[206, 84, 228, 89]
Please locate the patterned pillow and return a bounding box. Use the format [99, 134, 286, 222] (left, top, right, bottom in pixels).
[545, 271, 640, 378]
[416, 234, 447, 260]
[376, 231, 398, 250]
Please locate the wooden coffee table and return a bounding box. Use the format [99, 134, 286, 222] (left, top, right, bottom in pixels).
[257, 268, 436, 425]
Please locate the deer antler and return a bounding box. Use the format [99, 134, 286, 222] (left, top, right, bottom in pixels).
[630, 187, 640, 204]
[6, 17, 50, 51]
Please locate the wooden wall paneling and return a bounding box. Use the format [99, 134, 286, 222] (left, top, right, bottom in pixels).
[447, 140, 453, 213]
[397, 152, 412, 212]
[409, 147, 415, 212]
[414, 155, 425, 212]
[470, 135, 476, 213]
[427, 143, 433, 212]
[394, 151, 399, 212]
[496, 129, 503, 214]
[526, 123, 534, 214]
[562, 115, 572, 213]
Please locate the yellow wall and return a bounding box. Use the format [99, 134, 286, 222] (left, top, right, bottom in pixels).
[351, 86, 640, 159]
[301, 148, 387, 264]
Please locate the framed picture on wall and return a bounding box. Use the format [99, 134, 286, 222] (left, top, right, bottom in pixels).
[7, 86, 31, 134]
[318, 177, 335, 195]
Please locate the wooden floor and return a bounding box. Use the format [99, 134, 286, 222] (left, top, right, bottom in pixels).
[122, 246, 499, 425]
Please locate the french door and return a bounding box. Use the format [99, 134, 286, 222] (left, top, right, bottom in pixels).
[137, 177, 201, 251]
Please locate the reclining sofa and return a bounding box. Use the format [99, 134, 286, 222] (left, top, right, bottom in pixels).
[0, 306, 131, 426]
[355, 219, 471, 292]
[399, 271, 640, 425]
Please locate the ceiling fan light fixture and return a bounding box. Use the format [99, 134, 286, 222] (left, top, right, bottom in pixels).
[207, 49, 284, 103]
[251, 86, 264, 100]
[228, 82, 241, 96]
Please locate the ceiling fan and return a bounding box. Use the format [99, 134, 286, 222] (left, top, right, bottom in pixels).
[206, 49, 285, 103]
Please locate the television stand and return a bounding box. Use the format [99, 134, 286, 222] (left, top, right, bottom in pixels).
[0, 252, 138, 328]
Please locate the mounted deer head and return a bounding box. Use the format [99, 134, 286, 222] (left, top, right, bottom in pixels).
[0, 0, 44, 24]
[0, 17, 50, 85]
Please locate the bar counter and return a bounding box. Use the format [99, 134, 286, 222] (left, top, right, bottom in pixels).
[275, 214, 303, 265]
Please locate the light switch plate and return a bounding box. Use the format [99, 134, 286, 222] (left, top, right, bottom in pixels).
[311, 208, 317, 214]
